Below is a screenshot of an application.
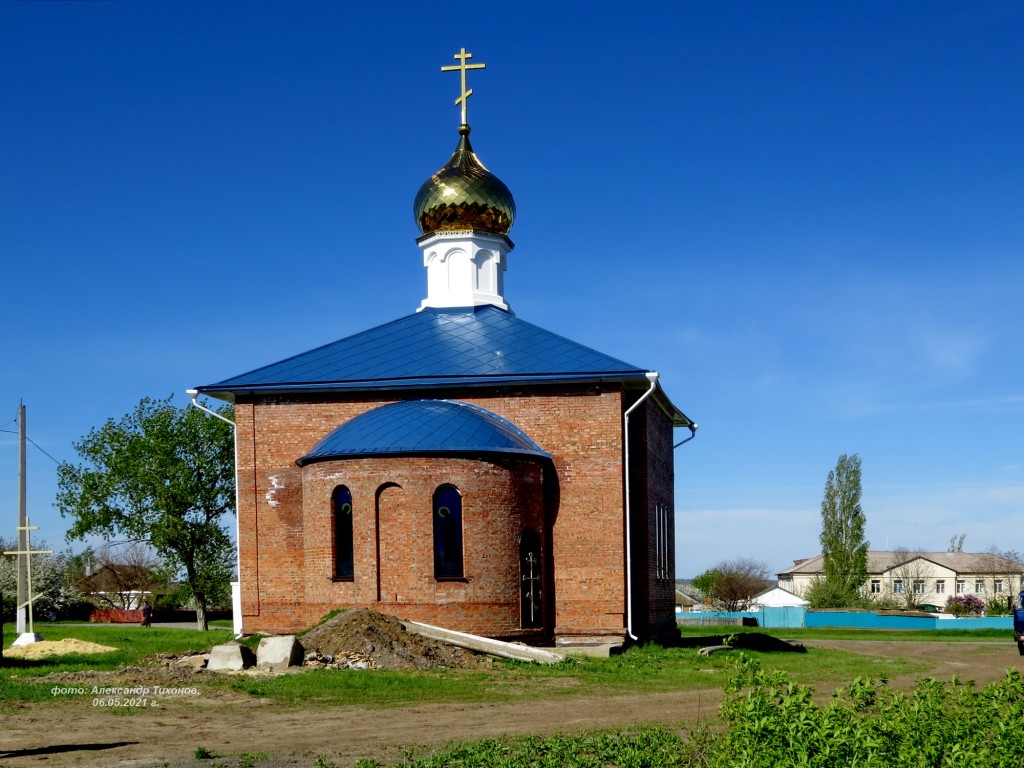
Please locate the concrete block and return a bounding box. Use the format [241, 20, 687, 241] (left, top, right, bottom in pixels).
[207, 642, 255, 671]
[256, 635, 305, 669]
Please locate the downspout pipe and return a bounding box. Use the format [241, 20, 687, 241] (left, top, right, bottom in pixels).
[623, 371, 659, 642]
[186, 389, 242, 637]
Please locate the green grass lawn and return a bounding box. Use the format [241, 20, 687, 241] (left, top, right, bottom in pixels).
[2, 621, 234, 662]
[1, 623, 234, 704]
[220, 642, 925, 709]
[0, 622, 936, 710]
[2, 622, 1016, 768]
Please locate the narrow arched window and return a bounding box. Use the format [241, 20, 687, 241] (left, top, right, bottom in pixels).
[433, 485, 463, 579]
[333, 486, 354, 580]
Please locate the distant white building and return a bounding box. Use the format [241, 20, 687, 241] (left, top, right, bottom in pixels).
[778, 551, 1024, 607]
[750, 586, 809, 610]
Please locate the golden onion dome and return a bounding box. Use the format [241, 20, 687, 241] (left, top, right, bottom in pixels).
[414, 125, 515, 237]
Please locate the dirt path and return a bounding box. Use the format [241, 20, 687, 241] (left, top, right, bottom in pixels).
[801, 638, 1024, 688]
[1, 686, 725, 768]
[2, 640, 1022, 768]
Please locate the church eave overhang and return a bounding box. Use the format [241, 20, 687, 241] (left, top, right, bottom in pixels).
[195, 371, 650, 397]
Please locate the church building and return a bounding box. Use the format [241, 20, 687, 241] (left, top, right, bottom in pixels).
[194, 51, 695, 645]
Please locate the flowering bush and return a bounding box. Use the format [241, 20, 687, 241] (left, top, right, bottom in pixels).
[944, 593, 986, 616]
[0, 543, 86, 621]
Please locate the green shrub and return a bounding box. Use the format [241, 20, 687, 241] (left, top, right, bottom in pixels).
[803, 576, 885, 609]
[714, 655, 1024, 767]
[986, 596, 1012, 616]
[363, 656, 1024, 767]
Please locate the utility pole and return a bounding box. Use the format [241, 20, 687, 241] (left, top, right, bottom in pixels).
[5, 404, 50, 646]
[17, 403, 27, 634]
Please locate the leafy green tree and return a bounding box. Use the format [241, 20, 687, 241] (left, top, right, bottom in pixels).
[818, 453, 868, 606]
[691, 568, 721, 602]
[56, 396, 235, 630]
[803, 575, 859, 609]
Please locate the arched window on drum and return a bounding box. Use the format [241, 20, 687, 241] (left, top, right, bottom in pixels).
[332, 486, 354, 580]
[432, 485, 463, 580]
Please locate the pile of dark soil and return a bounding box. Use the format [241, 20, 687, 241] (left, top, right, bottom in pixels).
[300, 609, 479, 670]
[671, 632, 806, 653]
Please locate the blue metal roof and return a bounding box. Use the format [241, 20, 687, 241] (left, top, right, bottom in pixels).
[297, 399, 550, 465]
[198, 305, 646, 394]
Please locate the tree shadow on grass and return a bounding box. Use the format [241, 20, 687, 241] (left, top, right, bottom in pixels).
[0, 741, 139, 759]
[0, 656, 57, 669]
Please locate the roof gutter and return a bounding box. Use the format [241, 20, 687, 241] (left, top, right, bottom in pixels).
[187, 389, 236, 426]
[623, 371, 659, 642]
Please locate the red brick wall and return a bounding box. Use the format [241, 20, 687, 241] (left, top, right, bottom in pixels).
[292, 455, 544, 637]
[234, 386, 631, 640]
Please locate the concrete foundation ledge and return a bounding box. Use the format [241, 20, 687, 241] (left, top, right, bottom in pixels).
[550, 643, 622, 658]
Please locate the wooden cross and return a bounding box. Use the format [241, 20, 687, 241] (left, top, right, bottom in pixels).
[3, 519, 53, 635]
[441, 47, 486, 126]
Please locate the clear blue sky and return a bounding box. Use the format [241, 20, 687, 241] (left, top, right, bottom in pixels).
[2, 1, 1021, 577]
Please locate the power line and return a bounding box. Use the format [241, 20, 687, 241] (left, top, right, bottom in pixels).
[3, 401, 24, 431]
[0, 429, 62, 465]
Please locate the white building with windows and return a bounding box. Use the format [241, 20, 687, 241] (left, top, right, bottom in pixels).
[778, 551, 1024, 608]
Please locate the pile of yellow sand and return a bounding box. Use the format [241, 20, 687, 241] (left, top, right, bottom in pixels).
[4, 638, 118, 658]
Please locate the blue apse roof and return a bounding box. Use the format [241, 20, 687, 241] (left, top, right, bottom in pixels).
[297, 399, 551, 465]
[198, 305, 648, 394]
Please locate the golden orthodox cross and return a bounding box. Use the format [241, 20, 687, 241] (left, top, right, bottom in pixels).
[441, 47, 486, 126]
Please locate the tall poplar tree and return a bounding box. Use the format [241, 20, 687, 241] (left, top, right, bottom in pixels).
[819, 453, 868, 605]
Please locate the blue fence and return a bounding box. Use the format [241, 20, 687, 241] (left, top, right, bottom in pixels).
[806, 612, 1011, 630]
[678, 608, 1012, 631]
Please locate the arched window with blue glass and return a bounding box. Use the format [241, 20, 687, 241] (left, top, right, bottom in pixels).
[332, 486, 354, 580]
[433, 484, 463, 579]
